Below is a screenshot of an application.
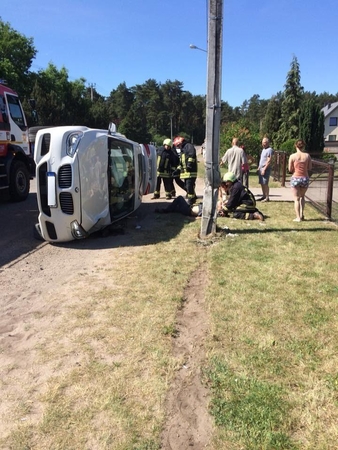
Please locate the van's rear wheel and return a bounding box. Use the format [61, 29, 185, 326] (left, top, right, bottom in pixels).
[9, 160, 30, 202]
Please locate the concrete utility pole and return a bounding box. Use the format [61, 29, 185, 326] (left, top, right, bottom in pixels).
[200, 0, 223, 237]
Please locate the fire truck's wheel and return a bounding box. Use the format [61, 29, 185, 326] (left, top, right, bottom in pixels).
[9, 160, 30, 202]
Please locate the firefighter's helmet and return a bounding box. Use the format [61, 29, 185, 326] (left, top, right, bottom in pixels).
[222, 172, 237, 183]
[163, 138, 172, 147]
[173, 136, 184, 147]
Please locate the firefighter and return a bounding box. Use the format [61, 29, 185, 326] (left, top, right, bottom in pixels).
[170, 144, 186, 196]
[218, 172, 264, 220]
[173, 136, 198, 205]
[152, 138, 176, 200]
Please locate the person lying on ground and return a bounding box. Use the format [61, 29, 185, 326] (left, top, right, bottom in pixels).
[218, 172, 264, 221]
[155, 195, 202, 217]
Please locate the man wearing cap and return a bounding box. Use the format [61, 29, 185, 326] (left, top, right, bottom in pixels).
[152, 138, 176, 200]
[218, 172, 264, 220]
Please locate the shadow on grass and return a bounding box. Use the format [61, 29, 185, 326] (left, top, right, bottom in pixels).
[57, 200, 192, 251]
[0, 197, 196, 266]
[1, 190, 335, 266]
[77, 205, 335, 250]
[230, 227, 335, 235]
[263, 215, 332, 222]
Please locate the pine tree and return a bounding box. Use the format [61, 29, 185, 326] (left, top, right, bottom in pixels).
[243, 94, 268, 133]
[299, 98, 324, 155]
[119, 102, 151, 144]
[107, 82, 134, 126]
[275, 56, 304, 147]
[261, 93, 282, 144]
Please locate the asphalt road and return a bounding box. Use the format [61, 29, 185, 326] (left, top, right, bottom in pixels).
[0, 177, 188, 271]
[0, 179, 43, 269]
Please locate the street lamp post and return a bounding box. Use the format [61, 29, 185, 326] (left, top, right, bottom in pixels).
[189, 44, 207, 53]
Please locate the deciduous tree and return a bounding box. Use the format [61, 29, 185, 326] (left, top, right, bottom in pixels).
[31, 63, 90, 126]
[0, 18, 37, 97]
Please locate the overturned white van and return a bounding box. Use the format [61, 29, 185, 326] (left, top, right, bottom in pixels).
[34, 123, 157, 242]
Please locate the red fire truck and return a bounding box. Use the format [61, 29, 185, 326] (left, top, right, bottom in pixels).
[0, 81, 36, 201]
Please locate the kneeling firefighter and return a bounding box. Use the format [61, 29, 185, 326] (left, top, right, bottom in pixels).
[218, 172, 264, 220]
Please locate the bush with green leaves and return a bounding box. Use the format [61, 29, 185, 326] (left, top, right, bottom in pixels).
[279, 139, 296, 155]
[219, 120, 261, 162]
[321, 153, 337, 162]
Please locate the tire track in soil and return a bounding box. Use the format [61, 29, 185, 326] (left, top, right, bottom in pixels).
[161, 266, 212, 449]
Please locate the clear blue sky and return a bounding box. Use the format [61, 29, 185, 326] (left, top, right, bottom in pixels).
[2, 0, 338, 107]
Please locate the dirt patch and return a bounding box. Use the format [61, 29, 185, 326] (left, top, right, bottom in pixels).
[0, 173, 213, 447]
[161, 266, 212, 449]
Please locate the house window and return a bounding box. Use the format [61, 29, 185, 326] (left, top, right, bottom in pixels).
[329, 117, 337, 126]
[328, 135, 336, 141]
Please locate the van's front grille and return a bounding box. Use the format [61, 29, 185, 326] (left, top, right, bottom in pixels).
[38, 163, 51, 217]
[46, 221, 57, 240]
[59, 192, 74, 215]
[58, 165, 72, 188]
[41, 133, 51, 156]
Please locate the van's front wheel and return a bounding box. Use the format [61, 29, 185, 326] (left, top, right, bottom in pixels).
[9, 160, 30, 202]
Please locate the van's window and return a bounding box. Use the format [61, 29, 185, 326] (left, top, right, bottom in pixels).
[6, 94, 26, 129]
[108, 137, 135, 220]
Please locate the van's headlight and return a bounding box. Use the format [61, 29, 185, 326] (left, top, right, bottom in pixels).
[70, 220, 88, 239]
[67, 132, 83, 157]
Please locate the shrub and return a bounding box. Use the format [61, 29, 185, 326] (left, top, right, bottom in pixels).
[279, 139, 295, 155]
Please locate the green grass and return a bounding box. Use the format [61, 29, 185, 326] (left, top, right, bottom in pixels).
[205, 358, 296, 450]
[205, 201, 338, 449]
